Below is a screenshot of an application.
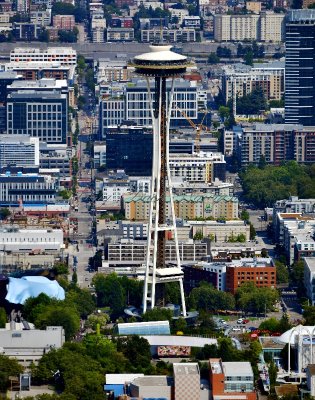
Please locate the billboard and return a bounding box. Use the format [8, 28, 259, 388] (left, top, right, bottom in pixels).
[157, 345, 191, 357]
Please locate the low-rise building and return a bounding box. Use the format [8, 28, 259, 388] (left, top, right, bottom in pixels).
[0, 171, 57, 205]
[173, 363, 200, 400]
[225, 257, 276, 294]
[170, 152, 226, 183]
[53, 15, 75, 30]
[106, 27, 134, 41]
[106, 239, 208, 266]
[0, 226, 64, 252]
[123, 193, 238, 221]
[209, 358, 256, 400]
[141, 28, 196, 43]
[190, 220, 250, 242]
[0, 325, 64, 366]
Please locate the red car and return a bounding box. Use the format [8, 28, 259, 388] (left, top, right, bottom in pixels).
[243, 319, 250, 324]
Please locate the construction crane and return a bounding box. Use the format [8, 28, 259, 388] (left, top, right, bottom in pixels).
[175, 107, 211, 153]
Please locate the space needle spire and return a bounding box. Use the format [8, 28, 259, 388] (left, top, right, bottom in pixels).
[129, 45, 194, 316]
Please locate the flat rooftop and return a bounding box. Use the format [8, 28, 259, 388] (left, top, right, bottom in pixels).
[173, 363, 199, 375]
[131, 376, 171, 387]
[223, 362, 253, 377]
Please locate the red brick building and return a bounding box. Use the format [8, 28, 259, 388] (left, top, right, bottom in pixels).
[53, 15, 75, 30]
[225, 259, 276, 294]
[209, 358, 257, 400]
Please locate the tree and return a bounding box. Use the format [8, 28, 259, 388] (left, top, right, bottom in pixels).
[143, 308, 173, 322]
[0, 207, 10, 220]
[71, 271, 78, 285]
[193, 230, 203, 240]
[34, 305, 80, 341]
[0, 354, 23, 391]
[38, 28, 49, 42]
[189, 283, 235, 312]
[58, 29, 78, 43]
[240, 209, 249, 222]
[33, 344, 105, 399]
[249, 223, 256, 240]
[269, 361, 278, 388]
[244, 48, 254, 66]
[0, 307, 6, 328]
[236, 282, 279, 315]
[275, 261, 289, 284]
[218, 105, 230, 120]
[85, 314, 109, 330]
[303, 306, 315, 325]
[258, 154, 267, 170]
[92, 273, 125, 315]
[216, 46, 231, 58]
[116, 336, 152, 371]
[173, 317, 187, 333]
[65, 288, 96, 319]
[208, 52, 220, 64]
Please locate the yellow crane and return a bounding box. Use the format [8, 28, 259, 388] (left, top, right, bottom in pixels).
[175, 107, 211, 153]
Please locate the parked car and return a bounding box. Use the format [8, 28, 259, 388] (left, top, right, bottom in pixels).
[232, 326, 241, 332]
[237, 318, 244, 324]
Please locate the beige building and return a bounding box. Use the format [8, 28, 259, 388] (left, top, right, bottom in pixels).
[221, 60, 285, 103]
[123, 193, 238, 221]
[170, 152, 226, 184]
[214, 12, 285, 42]
[246, 1, 261, 13]
[190, 220, 250, 242]
[260, 12, 285, 42]
[174, 363, 200, 400]
[214, 14, 259, 41]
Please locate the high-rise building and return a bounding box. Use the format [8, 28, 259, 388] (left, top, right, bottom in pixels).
[7, 91, 68, 143]
[10, 48, 77, 66]
[285, 10, 315, 126]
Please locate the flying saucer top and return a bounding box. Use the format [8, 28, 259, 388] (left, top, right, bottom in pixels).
[134, 44, 187, 62]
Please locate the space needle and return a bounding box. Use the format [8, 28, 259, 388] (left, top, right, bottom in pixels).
[129, 44, 194, 316]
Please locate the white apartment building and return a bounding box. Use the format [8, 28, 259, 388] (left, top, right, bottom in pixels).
[30, 10, 52, 26]
[10, 48, 77, 66]
[96, 59, 131, 83]
[194, 261, 227, 291]
[0, 226, 64, 252]
[141, 29, 196, 43]
[91, 16, 106, 43]
[0, 135, 39, 167]
[214, 12, 284, 42]
[169, 152, 226, 183]
[169, 7, 189, 24]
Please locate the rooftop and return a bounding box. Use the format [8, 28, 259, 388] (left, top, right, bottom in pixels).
[173, 363, 199, 376]
[223, 361, 253, 377]
[131, 375, 172, 387]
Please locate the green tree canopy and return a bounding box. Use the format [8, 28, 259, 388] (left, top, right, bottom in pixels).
[0, 354, 23, 391]
[236, 282, 279, 314]
[240, 161, 315, 208]
[189, 283, 235, 312]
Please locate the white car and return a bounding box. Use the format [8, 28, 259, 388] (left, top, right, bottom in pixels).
[237, 318, 244, 324]
[232, 326, 241, 332]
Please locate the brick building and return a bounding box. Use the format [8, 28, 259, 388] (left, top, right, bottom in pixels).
[225, 258, 276, 294]
[53, 15, 75, 30]
[209, 358, 256, 400]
